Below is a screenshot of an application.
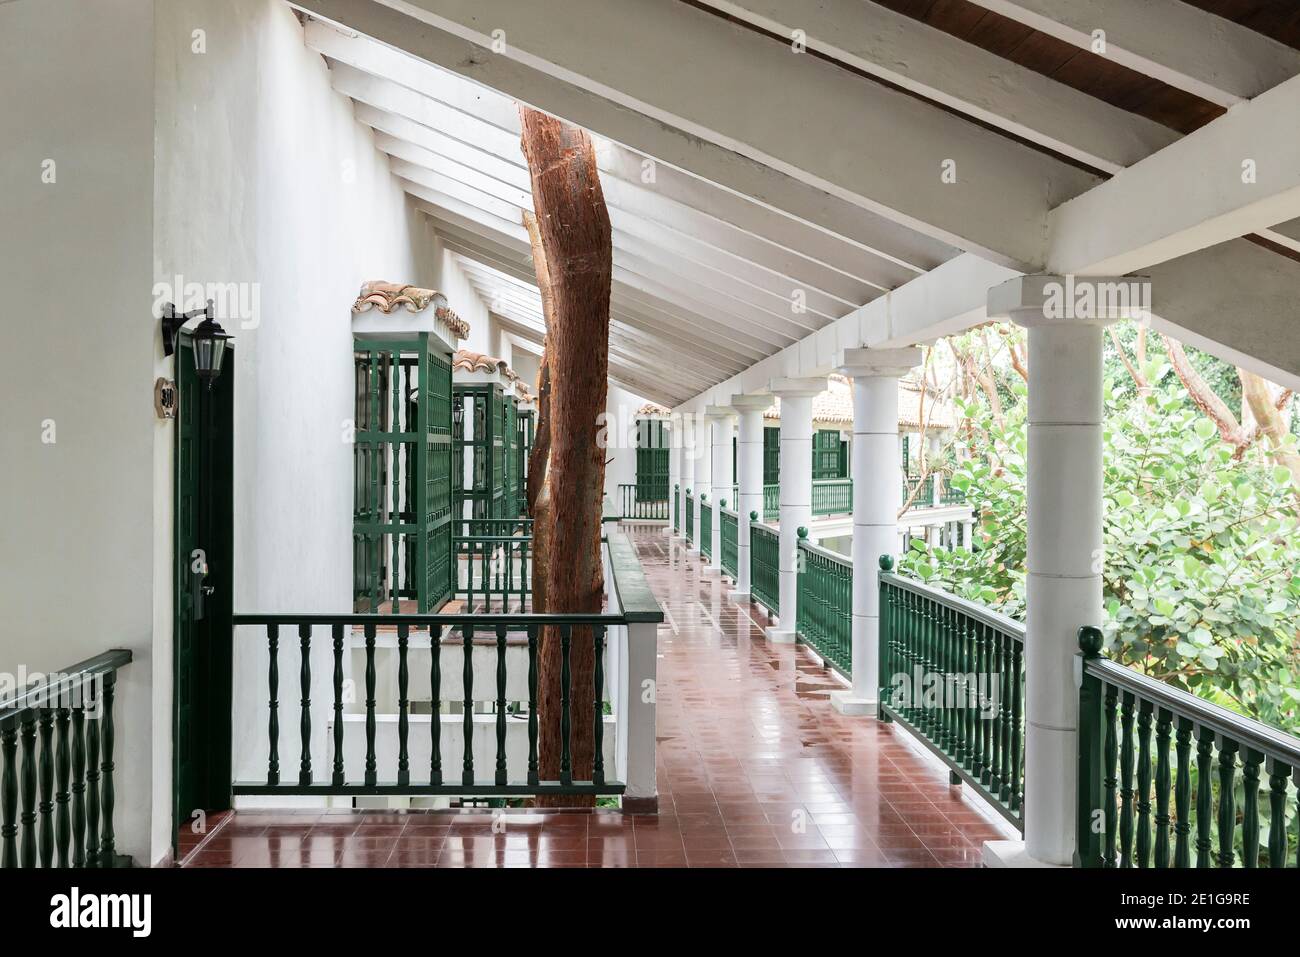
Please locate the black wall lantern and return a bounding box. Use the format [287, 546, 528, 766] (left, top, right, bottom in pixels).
[161, 299, 234, 390]
[452, 396, 465, 428]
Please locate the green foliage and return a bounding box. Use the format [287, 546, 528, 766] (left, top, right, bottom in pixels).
[903, 375, 1300, 731]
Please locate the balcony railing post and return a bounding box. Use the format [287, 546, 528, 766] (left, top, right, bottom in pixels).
[1074, 626, 1104, 868]
[623, 621, 658, 811]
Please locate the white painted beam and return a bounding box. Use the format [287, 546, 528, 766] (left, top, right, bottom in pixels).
[1047, 74, 1300, 276]
[965, 0, 1300, 107]
[695, 0, 1177, 173]
[294, 0, 1098, 267]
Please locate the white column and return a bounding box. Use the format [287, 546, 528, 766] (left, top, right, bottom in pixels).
[693, 409, 711, 552]
[683, 414, 699, 554]
[705, 406, 736, 574]
[986, 274, 1126, 868]
[731, 395, 769, 600]
[830, 349, 920, 716]
[765, 378, 823, 643]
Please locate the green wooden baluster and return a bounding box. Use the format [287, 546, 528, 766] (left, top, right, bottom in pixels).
[430, 625, 443, 785]
[1118, 692, 1135, 868]
[1010, 641, 1023, 813]
[1153, 708, 1171, 867]
[560, 625, 573, 787]
[1241, 749, 1261, 868]
[38, 710, 53, 867]
[494, 624, 508, 786]
[1136, 700, 1153, 867]
[391, 352, 401, 611]
[99, 676, 116, 868]
[593, 625, 606, 787]
[527, 625, 539, 786]
[397, 623, 410, 787]
[1102, 685, 1119, 867]
[1267, 760, 1288, 868]
[1195, 727, 1213, 868]
[267, 624, 280, 786]
[299, 624, 312, 786]
[1173, 717, 1192, 869]
[69, 704, 85, 867]
[363, 623, 377, 787]
[1217, 739, 1238, 868]
[84, 708, 99, 867]
[55, 706, 70, 868]
[1, 723, 16, 868]
[19, 714, 35, 868]
[462, 624, 475, 786]
[998, 636, 1012, 803]
[989, 633, 1003, 797]
[980, 625, 993, 786]
[332, 623, 344, 787]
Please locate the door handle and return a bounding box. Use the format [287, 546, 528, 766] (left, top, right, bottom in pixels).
[192, 560, 212, 621]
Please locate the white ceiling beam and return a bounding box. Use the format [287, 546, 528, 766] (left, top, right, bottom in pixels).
[694, 0, 1177, 174]
[393, 159, 842, 325]
[428, 218, 772, 365]
[295, 0, 1098, 267]
[405, 183, 802, 350]
[338, 67, 888, 303]
[964, 0, 1300, 108]
[382, 132, 870, 308]
[307, 14, 960, 276]
[1145, 240, 1300, 393]
[1047, 74, 1300, 276]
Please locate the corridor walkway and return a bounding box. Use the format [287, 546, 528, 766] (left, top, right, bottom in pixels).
[180, 523, 1013, 868]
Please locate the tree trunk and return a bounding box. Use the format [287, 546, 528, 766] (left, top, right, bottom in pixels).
[1241, 370, 1300, 489]
[518, 106, 612, 807]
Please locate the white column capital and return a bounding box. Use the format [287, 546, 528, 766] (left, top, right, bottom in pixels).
[835, 347, 923, 379]
[988, 274, 1147, 328]
[767, 376, 825, 399]
[703, 404, 737, 420]
[729, 394, 773, 413]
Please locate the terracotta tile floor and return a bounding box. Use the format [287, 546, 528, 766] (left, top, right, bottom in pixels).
[181, 524, 1016, 868]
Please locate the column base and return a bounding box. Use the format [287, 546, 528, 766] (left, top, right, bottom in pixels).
[621, 795, 659, 815]
[727, 590, 750, 603]
[830, 691, 877, 716]
[765, 627, 797, 644]
[981, 840, 1065, 868]
[686, 548, 701, 557]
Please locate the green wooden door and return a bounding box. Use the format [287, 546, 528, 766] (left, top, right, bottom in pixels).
[173, 339, 234, 848]
[418, 338, 453, 610]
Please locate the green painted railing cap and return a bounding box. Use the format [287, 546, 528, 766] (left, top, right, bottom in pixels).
[749, 510, 758, 521]
[796, 526, 808, 539]
[878, 554, 895, 570]
[720, 498, 727, 508]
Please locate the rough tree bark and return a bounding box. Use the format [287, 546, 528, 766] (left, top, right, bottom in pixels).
[518, 107, 612, 807]
[1242, 371, 1300, 488]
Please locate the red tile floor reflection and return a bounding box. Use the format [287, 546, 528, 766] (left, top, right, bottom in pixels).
[181, 524, 1016, 868]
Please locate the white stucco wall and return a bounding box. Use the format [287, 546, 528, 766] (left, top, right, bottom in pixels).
[1, 0, 160, 867]
[152, 0, 456, 842]
[604, 383, 652, 506]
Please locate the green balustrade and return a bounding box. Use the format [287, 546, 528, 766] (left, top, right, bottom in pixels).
[0, 650, 133, 869]
[617, 483, 669, 520]
[1076, 626, 1300, 869]
[939, 477, 966, 505]
[685, 492, 694, 546]
[232, 530, 663, 801]
[719, 506, 739, 580]
[879, 557, 1025, 832]
[902, 474, 935, 509]
[811, 479, 852, 516]
[795, 534, 852, 674]
[454, 518, 532, 612]
[762, 485, 779, 522]
[699, 498, 713, 560]
[673, 485, 680, 532]
[749, 513, 780, 615]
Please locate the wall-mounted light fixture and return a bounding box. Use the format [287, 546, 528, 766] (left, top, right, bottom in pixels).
[161, 299, 234, 390]
[452, 397, 465, 428]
